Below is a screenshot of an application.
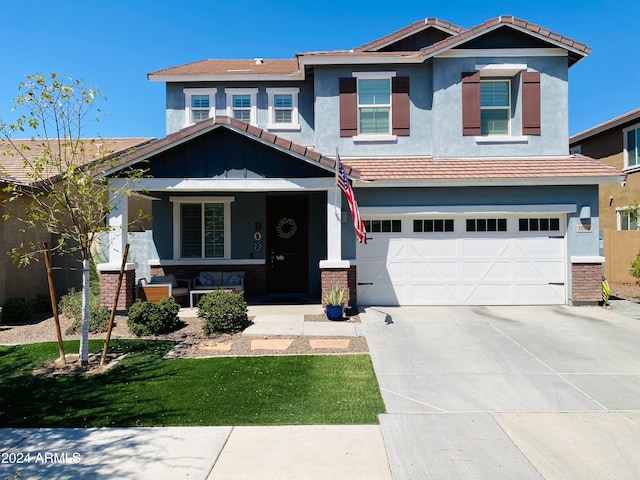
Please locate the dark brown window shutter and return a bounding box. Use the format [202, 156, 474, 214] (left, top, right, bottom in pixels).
[392, 77, 410, 136]
[522, 71, 541, 135]
[461, 72, 481, 136]
[339, 77, 357, 137]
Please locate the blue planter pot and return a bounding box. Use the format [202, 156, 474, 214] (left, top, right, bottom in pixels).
[325, 304, 344, 321]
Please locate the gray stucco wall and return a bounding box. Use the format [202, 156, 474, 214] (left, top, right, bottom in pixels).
[432, 55, 569, 158]
[164, 80, 315, 147]
[314, 64, 433, 157]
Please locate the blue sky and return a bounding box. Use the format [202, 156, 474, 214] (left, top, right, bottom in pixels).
[1, 0, 637, 140]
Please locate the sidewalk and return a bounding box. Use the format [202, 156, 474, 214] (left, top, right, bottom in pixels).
[0, 426, 392, 480]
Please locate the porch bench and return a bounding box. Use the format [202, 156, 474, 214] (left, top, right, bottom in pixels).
[137, 275, 190, 305]
[193, 271, 244, 294]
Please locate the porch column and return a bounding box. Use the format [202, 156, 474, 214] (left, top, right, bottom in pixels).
[326, 187, 342, 262]
[320, 188, 354, 306]
[97, 188, 137, 311]
[107, 188, 128, 266]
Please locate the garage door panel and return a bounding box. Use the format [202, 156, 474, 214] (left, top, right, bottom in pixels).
[410, 262, 459, 281]
[516, 261, 564, 282]
[357, 224, 565, 306]
[463, 261, 511, 281]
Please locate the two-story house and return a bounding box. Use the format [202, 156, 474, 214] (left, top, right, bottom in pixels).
[98, 16, 622, 309]
[570, 108, 640, 284]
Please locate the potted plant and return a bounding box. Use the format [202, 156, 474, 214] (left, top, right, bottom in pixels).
[324, 283, 346, 320]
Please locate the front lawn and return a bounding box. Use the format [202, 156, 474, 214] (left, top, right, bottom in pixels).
[0, 340, 385, 427]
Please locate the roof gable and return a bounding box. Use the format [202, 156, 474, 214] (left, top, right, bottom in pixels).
[107, 117, 360, 179]
[356, 18, 465, 52]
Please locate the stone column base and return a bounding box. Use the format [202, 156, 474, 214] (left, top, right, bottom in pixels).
[320, 264, 357, 307]
[571, 262, 603, 305]
[99, 267, 136, 311]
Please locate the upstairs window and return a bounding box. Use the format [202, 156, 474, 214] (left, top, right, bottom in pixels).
[624, 125, 640, 169]
[225, 88, 258, 125]
[462, 69, 540, 138]
[183, 88, 216, 126]
[266, 87, 300, 130]
[480, 80, 510, 135]
[339, 73, 410, 139]
[358, 77, 392, 135]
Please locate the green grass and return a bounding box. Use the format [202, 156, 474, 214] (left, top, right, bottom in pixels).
[0, 340, 385, 427]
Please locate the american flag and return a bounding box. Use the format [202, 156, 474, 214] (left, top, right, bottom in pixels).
[336, 154, 367, 244]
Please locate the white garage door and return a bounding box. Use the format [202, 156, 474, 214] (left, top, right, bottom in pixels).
[357, 215, 566, 306]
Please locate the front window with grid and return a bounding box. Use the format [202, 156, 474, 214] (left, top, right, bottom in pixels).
[358, 78, 391, 134]
[363, 219, 401, 233]
[480, 80, 510, 135]
[183, 88, 216, 126]
[466, 218, 507, 232]
[624, 125, 640, 169]
[180, 203, 226, 258]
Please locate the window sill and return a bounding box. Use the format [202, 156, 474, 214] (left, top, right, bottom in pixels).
[353, 134, 397, 143]
[623, 164, 640, 174]
[475, 135, 529, 144]
[266, 124, 301, 131]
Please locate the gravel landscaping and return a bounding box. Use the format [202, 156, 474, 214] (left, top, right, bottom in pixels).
[0, 311, 368, 357]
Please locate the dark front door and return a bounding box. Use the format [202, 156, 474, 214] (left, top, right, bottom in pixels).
[266, 196, 308, 294]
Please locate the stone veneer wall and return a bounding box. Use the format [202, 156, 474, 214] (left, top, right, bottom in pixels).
[99, 269, 136, 311]
[321, 266, 357, 307]
[571, 263, 602, 305]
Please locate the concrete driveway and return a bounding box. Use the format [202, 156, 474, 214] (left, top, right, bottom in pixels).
[360, 305, 640, 479]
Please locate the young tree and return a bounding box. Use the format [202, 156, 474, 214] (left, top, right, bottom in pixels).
[0, 73, 146, 365]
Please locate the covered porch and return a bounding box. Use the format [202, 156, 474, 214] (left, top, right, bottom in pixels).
[96, 117, 358, 309]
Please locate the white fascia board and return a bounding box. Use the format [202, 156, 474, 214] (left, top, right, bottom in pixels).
[148, 73, 305, 82]
[298, 54, 423, 67]
[359, 204, 577, 215]
[111, 177, 335, 192]
[354, 176, 624, 188]
[435, 47, 567, 59]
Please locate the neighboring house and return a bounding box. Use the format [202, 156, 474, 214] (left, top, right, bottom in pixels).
[570, 108, 640, 284]
[98, 15, 622, 308]
[0, 138, 153, 304]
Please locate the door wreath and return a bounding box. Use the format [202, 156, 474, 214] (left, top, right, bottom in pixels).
[276, 217, 298, 239]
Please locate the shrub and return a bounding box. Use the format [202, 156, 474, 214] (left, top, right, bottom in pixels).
[0, 297, 34, 324]
[198, 290, 249, 334]
[65, 306, 111, 335]
[127, 298, 181, 336]
[32, 294, 53, 315]
[58, 288, 100, 321]
[630, 251, 640, 281]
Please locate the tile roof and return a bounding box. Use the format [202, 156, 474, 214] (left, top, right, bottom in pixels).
[355, 18, 466, 52]
[342, 156, 622, 183]
[417, 15, 590, 65]
[149, 59, 300, 78]
[0, 138, 154, 186]
[570, 107, 640, 144]
[149, 15, 590, 78]
[111, 116, 361, 178]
